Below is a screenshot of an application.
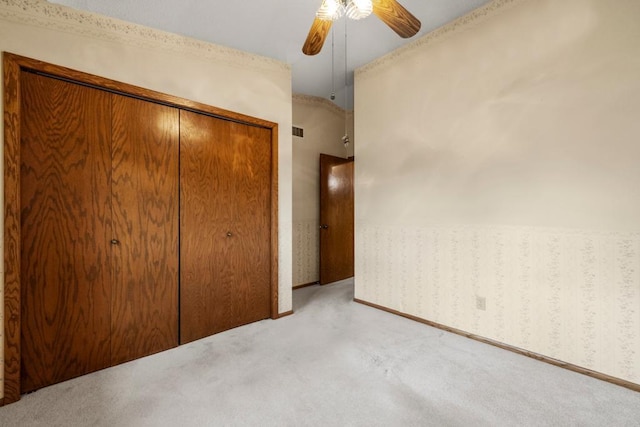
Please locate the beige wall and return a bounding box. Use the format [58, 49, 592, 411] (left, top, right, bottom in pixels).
[292, 95, 353, 286]
[0, 0, 293, 398]
[355, 0, 640, 384]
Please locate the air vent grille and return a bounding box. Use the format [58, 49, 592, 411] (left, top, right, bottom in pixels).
[292, 126, 304, 138]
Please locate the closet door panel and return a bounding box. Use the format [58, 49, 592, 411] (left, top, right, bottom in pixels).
[180, 111, 237, 343]
[111, 95, 179, 365]
[229, 123, 271, 323]
[20, 72, 112, 393]
[180, 113, 272, 343]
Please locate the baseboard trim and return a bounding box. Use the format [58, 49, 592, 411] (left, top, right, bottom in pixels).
[354, 298, 640, 393]
[275, 310, 294, 319]
[293, 281, 319, 290]
[0, 397, 4, 406]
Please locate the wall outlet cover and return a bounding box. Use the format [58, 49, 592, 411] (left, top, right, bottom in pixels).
[476, 296, 486, 311]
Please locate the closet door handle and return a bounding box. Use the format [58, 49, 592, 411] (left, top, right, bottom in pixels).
[110, 239, 120, 245]
[226, 232, 233, 237]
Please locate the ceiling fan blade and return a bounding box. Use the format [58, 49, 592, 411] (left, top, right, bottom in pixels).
[303, 17, 333, 56]
[372, 0, 421, 38]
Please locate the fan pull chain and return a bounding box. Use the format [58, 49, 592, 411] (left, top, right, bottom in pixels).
[342, 18, 350, 156]
[331, 26, 336, 100]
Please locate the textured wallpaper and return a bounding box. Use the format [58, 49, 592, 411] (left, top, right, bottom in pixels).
[356, 223, 640, 383]
[293, 220, 320, 286]
[354, 0, 640, 385]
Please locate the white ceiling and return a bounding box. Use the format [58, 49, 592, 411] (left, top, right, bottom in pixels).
[48, 0, 492, 109]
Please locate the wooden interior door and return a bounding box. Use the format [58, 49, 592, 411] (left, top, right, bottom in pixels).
[180, 111, 271, 344]
[319, 154, 354, 285]
[110, 94, 179, 365]
[20, 72, 113, 393]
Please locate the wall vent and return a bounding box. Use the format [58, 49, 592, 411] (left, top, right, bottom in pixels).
[292, 126, 304, 138]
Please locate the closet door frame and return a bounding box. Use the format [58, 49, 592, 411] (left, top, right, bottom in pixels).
[2, 52, 280, 405]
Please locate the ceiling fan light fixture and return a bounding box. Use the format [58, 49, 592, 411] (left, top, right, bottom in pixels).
[316, 0, 345, 21]
[345, 0, 373, 20]
[304, 0, 421, 56]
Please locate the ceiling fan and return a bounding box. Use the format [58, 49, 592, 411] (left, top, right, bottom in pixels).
[302, 0, 421, 56]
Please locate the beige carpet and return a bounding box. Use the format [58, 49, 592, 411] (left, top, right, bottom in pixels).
[1, 278, 639, 426]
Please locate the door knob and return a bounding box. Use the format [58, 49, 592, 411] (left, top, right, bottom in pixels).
[320, 224, 329, 229]
[110, 239, 120, 245]
[226, 232, 233, 237]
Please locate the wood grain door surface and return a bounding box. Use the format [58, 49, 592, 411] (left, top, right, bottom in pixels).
[110, 95, 179, 365]
[20, 73, 180, 392]
[8, 56, 277, 400]
[20, 72, 113, 393]
[180, 111, 271, 344]
[319, 154, 354, 285]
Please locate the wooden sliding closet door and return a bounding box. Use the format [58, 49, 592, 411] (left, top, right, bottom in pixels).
[20, 72, 112, 393]
[180, 111, 271, 343]
[110, 95, 179, 365]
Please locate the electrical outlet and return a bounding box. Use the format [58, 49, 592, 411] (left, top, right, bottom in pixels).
[476, 296, 486, 311]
